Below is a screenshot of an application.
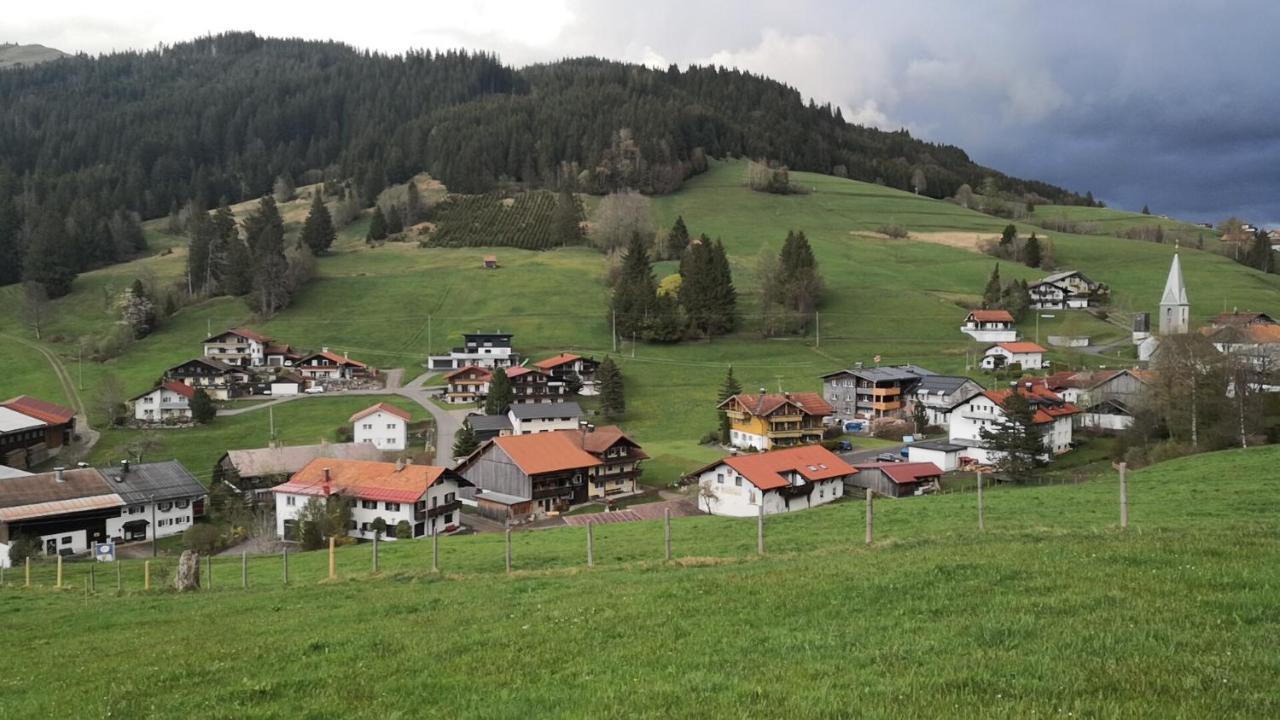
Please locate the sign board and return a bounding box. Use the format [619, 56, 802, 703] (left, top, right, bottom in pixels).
[94, 543, 116, 563]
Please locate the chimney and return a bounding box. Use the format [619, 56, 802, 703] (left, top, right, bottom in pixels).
[322, 467, 331, 496]
[54, 467, 65, 483]
[395, 457, 405, 472]
[120, 459, 130, 475]
[322, 346, 329, 354]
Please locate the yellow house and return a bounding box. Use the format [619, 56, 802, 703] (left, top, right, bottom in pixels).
[717, 392, 833, 451]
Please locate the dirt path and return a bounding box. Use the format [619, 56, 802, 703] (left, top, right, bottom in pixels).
[2, 333, 99, 462]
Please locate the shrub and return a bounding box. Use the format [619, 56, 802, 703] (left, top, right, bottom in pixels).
[7, 534, 42, 565]
[335, 427, 353, 442]
[371, 517, 388, 538]
[870, 418, 912, 441]
[877, 224, 909, 239]
[183, 523, 224, 554]
[395, 520, 412, 540]
[822, 425, 843, 440]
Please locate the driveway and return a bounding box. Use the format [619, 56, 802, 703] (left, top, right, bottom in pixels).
[839, 444, 905, 465]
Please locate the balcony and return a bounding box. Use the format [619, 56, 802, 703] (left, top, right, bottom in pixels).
[421, 500, 461, 520]
[868, 400, 902, 412]
[868, 387, 901, 397]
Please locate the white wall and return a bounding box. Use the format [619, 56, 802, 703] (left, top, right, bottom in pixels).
[1080, 412, 1132, 431]
[981, 348, 1044, 370]
[270, 382, 300, 397]
[728, 429, 769, 451]
[509, 415, 580, 435]
[105, 498, 199, 542]
[275, 478, 464, 541]
[908, 446, 960, 472]
[132, 388, 192, 422]
[353, 410, 407, 451]
[693, 464, 843, 517]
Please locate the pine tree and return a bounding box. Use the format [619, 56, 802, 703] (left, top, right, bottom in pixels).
[552, 190, 584, 245]
[484, 367, 514, 415]
[189, 389, 216, 424]
[708, 239, 738, 335]
[243, 196, 291, 316]
[647, 293, 683, 342]
[982, 264, 1003, 309]
[611, 232, 658, 339]
[405, 182, 424, 225]
[665, 215, 690, 259]
[452, 422, 479, 457]
[367, 206, 388, 242]
[774, 230, 821, 331]
[978, 392, 1044, 481]
[385, 205, 404, 235]
[1002, 278, 1031, 321]
[597, 356, 625, 419]
[1022, 233, 1041, 268]
[1141, 204, 1150, 215]
[300, 193, 336, 255]
[717, 365, 743, 444]
[1000, 224, 1017, 248]
[22, 216, 78, 298]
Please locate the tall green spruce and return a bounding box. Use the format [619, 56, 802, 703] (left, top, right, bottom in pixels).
[665, 215, 690, 259]
[982, 264, 1003, 309]
[300, 193, 336, 255]
[678, 235, 737, 338]
[597, 356, 625, 419]
[768, 230, 823, 334]
[612, 232, 659, 340]
[978, 392, 1044, 480]
[717, 365, 743, 444]
[484, 368, 514, 415]
[1023, 233, 1042, 268]
[213, 204, 252, 297]
[1001, 279, 1032, 321]
[452, 422, 479, 457]
[367, 206, 388, 242]
[243, 196, 292, 317]
[22, 216, 79, 298]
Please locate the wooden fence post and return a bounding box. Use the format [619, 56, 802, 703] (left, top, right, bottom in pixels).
[328, 536, 336, 580]
[241, 552, 248, 590]
[25, 557, 31, 588]
[504, 529, 512, 574]
[865, 489, 874, 545]
[756, 502, 765, 556]
[207, 554, 213, 590]
[1119, 462, 1129, 529]
[372, 534, 380, 573]
[56, 555, 63, 588]
[282, 546, 289, 585]
[663, 508, 672, 561]
[144, 560, 151, 591]
[586, 521, 594, 568]
[976, 471, 985, 531]
[90, 562, 96, 593]
[431, 529, 439, 573]
[116, 560, 122, 592]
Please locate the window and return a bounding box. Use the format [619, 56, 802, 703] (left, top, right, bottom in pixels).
[445, 492, 455, 503]
[431, 496, 438, 508]
[387, 424, 396, 430]
[443, 513, 454, 524]
[385, 502, 400, 512]
[361, 500, 376, 510]
[360, 522, 370, 532]
[286, 496, 296, 507]
[734, 477, 742, 487]
[363, 423, 372, 430]
[158, 502, 173, 512]
[61, 536, 72, 545]
[716, 473, 725, 484]
[176, 499, 189, 509]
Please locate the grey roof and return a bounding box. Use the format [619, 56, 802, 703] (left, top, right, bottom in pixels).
[1040, 270, 1090, 285]
[222, 442, 384, 478]
[0, 465, 33, 480]
[841, 367, 926, 383]
[915, 375, 980, 394]
[508, 401, 583, 421]
[466, 414, 513, 432]
[1161, 253, 1189, 306]
[99, 460, 206, 503]
[474, 489, 528, 505]
[910, 440, 967, 452]
[169, 356, 236, 374]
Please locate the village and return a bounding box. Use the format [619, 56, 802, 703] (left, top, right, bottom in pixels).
[3, 248, 1275, 570]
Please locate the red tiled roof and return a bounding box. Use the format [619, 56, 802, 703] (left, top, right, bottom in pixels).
[719, 392, 833, 418]
[161, 381, 195, 399]
[553, 425, 649, 460]
[993, 342, 1047, 354]
[274, 459, 446, 504]
[300, 350, 368, 368]
[1209, 311, 1275, 327]
[492, 433, 602, 475]
[2, 395, 76, 425]
[534, 353, 582, 370]
[349, 402, 411, 423]
[445, 365, 492, 382]
[969, 310, 1014, 322]
[225, 327, 271, 343]
[855, 461, 943, 485]
[983, 388, 1080, 424]
[505, 366, 538, 379]
[718, 445, 855, 491]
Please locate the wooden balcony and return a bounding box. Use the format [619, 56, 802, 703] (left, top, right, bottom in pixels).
[869, 400, 903, 412]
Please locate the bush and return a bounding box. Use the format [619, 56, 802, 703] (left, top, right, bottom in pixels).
[395, 520, 412, 540]
[870, 418, 912, 441]
[877, 224, 909, 239]
[7, 534, 42, 565]
[183, 523, 224, 554]
[822, 425, 843, 440]
[335, 426, 353, 442]
[371, 517, 387, 538]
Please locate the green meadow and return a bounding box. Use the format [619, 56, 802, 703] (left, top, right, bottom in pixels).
[1, 160, 1277, 484]
[3, 445, 1278, 718]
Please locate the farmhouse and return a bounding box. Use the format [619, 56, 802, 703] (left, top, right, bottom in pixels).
[685, 445, 853, 517]
[130, 381, 195, 423]
[444, 366, 492, 405]
[1028, 270, 1102, 309]
[213, 442, 385, 497]
[202, 328, 270, 367]
[427, 331, 521, 371]
[295, 349, 370, 382]
[1203, 323, 1280, 369]
[556, 425, 648, 500]
[456, 431, 602, 520]
[0, 461, 204, 567]
[851, 462, 943, 498]
[0, 396, 77, 470]
[821, 365, 934, 421]
[911, 375, 985, 427]
[718, 392, 832, 450]
[1209, 310, 1277, 328]
[1041, 368, 1153, 431]
[948, 384, 1080, 465]
[960, 310, 1018, 342]
[508, 401, 582, 435]
[533, 353, 600, 395]
[350, 402, 411, 452]
[981, 342, 1048, 370]
[506, 366, 567, 404]
[274, 459, 468, 540]
[164, 357, 250, 400]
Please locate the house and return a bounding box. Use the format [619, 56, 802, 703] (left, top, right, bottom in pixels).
[556, 425, 648, 501]
[508, 401, 583, 435]
[295, 349, 370, 382]
[0, 396, 77, 470]
[1208, 310, 1277, 328]
[1202, 323, 1280, 370]
[350, 402, 410, 452]
[685, 445, 853, 517]
[906, 441, 966, 471]
[981, 342, 1048, 370]
[456, 431, 603, 520]
[264, 342, 302, 367]
[274, 459, 468, 540]
[427, 331, 521, 371]
[911, 375, 985, 427]
[0, 461, 204, 567]
[718, 392, 833, 450]
[164, 357, 249, 400]
[130, 381, 195, 423]
[213, 442, 385, 497]
[822, 365, 934, 421]
[444, 366, 491, 405]
[506, 366, 567, 404]
[202, 328, 270, 367]
[533, 353, 601, 395]
[851, 462, 943, 498]
[961, 310, 1018, 342]
[1028, 270, 1102, 309]
[1051, 369, 1154, 431]
[947, 384, 1080, 466]
[483, 255, 498, 269]
[464, 414, 513, 443]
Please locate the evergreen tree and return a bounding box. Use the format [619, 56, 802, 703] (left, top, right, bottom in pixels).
[405, 182, 424, 224]
[611, 232, 658, 339]
[453, 422, 480, 457]
[189, 389, 216, 424]
[1001, 279, 1031, 321]
[665, 215, 690, 259]
[772, 230, 821, 332]
[1141, 204, 1150, 215]
[367, 206, 388, 242]
[982, 264, 1003, 309]
[385, 205, 404, 235]
[679, 236, 738, 338]
[187, 211, 212, 294]
[1022, 233, 1042, 268]
[978, 392, 1045, 481]
[647, 293, 683, 342]
[484, 367, 514, 415]
[243, 196, 291, 317]
[597, 356, 625, 419]
[708, 239, 738, 335]
[1000, 224, 1017, 248]
[22, 216, 78, 298]
[552, 190, 584, 245]
[1154, 225, 1165, 244]
[300, 193, 336, 255]
[717, 366, 743, 444]
[1247, 230, 1273, 273]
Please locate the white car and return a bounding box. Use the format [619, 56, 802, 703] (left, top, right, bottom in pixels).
[303, 386, 325, 394]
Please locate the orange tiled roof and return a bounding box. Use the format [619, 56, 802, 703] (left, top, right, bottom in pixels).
[349, 402, 411, 423]
[275, 459, 446, 504]
[984, 388, 1080, 424]
[492, 432, 602, 475]
[719, 392, 833, 418]
[161, 381, 195, 399]
[534, 353, 582, 370]
[720, 445, 855, 491]
[445, 365, 492, 382]
[994, 342, 1047, 354]
[970, 310, 1014, 322]
[301, 350, 368, 368]
[2, 395, 76, 425]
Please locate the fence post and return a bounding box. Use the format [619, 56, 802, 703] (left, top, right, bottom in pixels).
[90, 562, 96, 593]
[663, 508, 672, 561]
[328, 536, 336, 581]
[1119, 462, 1129, 529]
[241, 552, 248, 590]
[207, 554, 213, 590]
[116, 560, 122, 592]
[586, 521, 594, 568]
[431, 529, 439, 573]
[976, 471, 985, 531]
[56, 555, 63, 588]
[25, 557, 31, 588]
[865, 489, 874, 545]
[756, 502, 765, 556]
[504, 529, 512, 574]
[372, 534, 380, 573]
[144, 561, 151, 591]
[282, 546, 289, 585]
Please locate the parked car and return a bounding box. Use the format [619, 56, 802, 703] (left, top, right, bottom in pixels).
[876, 453, 900, 463]
[304, 386, 325, 394]
[836, 440, 853, 452]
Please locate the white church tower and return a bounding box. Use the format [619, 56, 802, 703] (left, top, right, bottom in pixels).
[1158, 252, 1190, 335]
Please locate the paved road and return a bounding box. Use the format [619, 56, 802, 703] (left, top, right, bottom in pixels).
[839, 444, 905, 465]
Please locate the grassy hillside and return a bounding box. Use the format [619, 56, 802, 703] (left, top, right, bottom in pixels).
[2, 160, 1277, 484]
[0, 43, 67, 69]
[4, 446, 1278, 717]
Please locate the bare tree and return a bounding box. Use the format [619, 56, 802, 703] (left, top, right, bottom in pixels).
[589, 190, 653, 253]
[911, 168, 927, 195]
[953, 184, 975, 209]
[125, 430, 163, 463]
[95, 371, 128, 427]
[21, 281, 53, 340]
[698, 482, 720, 513]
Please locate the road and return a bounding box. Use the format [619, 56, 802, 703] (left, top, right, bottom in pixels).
[2, 332, 100, 464]
[839, 444, 905, 465]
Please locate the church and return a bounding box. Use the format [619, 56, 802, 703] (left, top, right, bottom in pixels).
[1138, 253, 1190, 361]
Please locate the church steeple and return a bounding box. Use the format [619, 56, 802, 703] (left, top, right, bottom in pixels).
[1159, 253, 1190, 334]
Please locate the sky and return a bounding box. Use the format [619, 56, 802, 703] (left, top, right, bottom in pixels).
[9, 1, 1279, 226]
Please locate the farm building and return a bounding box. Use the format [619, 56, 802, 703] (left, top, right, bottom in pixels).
[464, 414, 512, 443]
[851, 462, 943, 498]
[350, 402, 411, 452]
[0, 396, 77, 470]
[213, 442, 385, 497]
[960, 310, 1018, 342]
[981, 342, 1048, 370]
[906, 441, 966, 471]
[685, 445, 853, 517]
[456, 431, 602, 520]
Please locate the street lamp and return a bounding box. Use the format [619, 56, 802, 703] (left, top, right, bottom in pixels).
[1035, 314, 1056, 345]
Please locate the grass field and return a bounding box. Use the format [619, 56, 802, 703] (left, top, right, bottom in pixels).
[3, 445, 1278, 718]
[1, 160, 1277, 487]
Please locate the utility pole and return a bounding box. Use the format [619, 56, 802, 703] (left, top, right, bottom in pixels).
[815, 311, 821, 348]
[78, 340, 84, 391]
[150, 495, 157, 558]
[426, 314, 432, 357]
[207, 318, 212, 337]
[269, 405, 276, 446]
[632, 332, 636, 359]
[612, 310, 617, 353]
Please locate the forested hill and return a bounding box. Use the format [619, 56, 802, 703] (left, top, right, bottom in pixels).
[0, 31, 1085, 288]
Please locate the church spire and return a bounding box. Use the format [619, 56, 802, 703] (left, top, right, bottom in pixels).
[1161, 253, 1189, 306]
[1158, 252, 1190, 334]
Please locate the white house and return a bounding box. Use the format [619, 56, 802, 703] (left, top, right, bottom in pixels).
[947, 386, 1079, 466]
[427, 332, 521, 371]
[350, 402, 410, 452]
[911, 375, 985, 428]
[981, 342, 1048, 370]
[960, 310, 1018, 342]
[99, 461, 208, 543]
[202, 328, 269, 367]
[686, 445, 853, 517]
[1029, 270, 1100, 309]
[508, 401, 582, 435]
[130, 381, 195, 423]
[274, 458, 468, 540]
[296, 349, 369, 382]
